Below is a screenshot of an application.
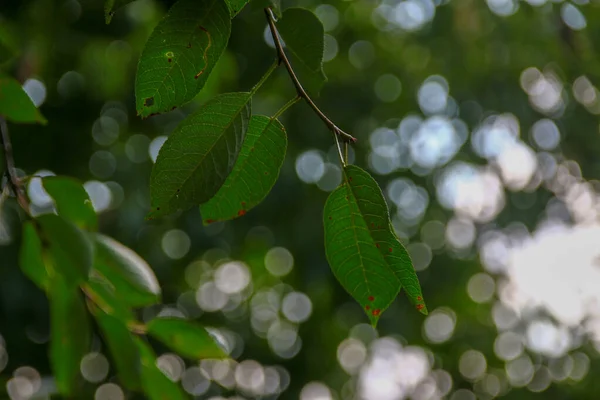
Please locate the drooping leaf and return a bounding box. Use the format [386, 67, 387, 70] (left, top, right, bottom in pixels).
[200, 115, 286, 224]
[343, 165, 427, 314]
[37, 214, 92, 284]
[104, 0, 137, 24]
[90, 303, 141, 390]
[134, 337, 188, 400]
[93, 233, 161, 307]
[323, 178, 401, 327]
[146, 317, 227, 359]
[135, 0, 231, 117]
[276, 8, 326, 95]
[226, 0, 249, 16]
[19, 221, 51, 291]
[49, 278, 91, 396]
[148, 92, 251, 218]
[0, 74, 46, 124]
[42, 176, 97, 231]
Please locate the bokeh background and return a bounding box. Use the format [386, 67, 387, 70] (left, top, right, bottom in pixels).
[2, 0, 600, 398]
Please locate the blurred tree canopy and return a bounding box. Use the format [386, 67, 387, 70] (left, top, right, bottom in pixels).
[2, 0, 600, 399]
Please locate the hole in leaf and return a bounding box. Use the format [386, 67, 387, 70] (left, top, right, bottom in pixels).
[144, 97, 155, 107]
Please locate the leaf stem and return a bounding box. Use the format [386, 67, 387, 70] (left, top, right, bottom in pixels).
[0, 117, 29, 212]
[264, 7, 357, 143]
[333, 129, 346, 167]
[251, 59, 279, 95]
[273, 96, 301, 119]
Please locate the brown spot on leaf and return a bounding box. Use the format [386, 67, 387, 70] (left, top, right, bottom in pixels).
[368, 296, 374, 302]
[238, 210, 246, 217]
[168, 58, 172, 63]
[186, 43, 192, 48]
[365, 305, 370, 310]
[376, 243, 380, 248]
[417, 296, 422, 301]
[372, 309, 381, 316]
[241, 202, 246, 206]
[388, 248, 392, 252]
[329, 216, 332, 220]
[264, 172, 269, 175]
[416, 304, 425, 311]
[206, 219, 216, 224]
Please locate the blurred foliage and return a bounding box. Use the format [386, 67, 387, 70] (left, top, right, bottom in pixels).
[2, 0, 600, 399]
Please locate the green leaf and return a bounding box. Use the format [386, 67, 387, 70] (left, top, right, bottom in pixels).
[0, 23, 19, 64]
[344, 165, 427, 314]
[93, 233, 161, 307]
[0, 74, 46, 124]
[83, 277, 136, 322]
[200, 115, 286, 224]
[135, 0, 231, 117]
[37, 214, 93, 284]
[19, 221, 51, 291]
[148, 92, 251, 218]
[49, 278, 91, 396]
[323, 165, 427, 326]
[276, 8, 326, 95]
[42, 176, 97, 231]
[134, 337, 188, 400]
[226, 0, 249, 16]
[90, 304, 141, 390]
[146, 317, 227, 359]
[104, 0, 137, 24]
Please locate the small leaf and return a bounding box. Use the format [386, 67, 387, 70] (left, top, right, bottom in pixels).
[343, 165, 427, 314]
[200, 115, 286, 223]
[134, 337, 188, 400]
[135, 0, 231, 117]
[146, 317, 227, 359]
[19, 221, 51, 291]
[37, 214, 93, 284]
[0, 74, 46, 124]
[49, 278, 91, 396]
[104, 0, 137, 24]
[90, 304, 141, 390]
[226, 0, 249, 16]
[93, 233, 161, 307]
[148, 92, 251, 218]
[276, 8, 326, 95]
[43, 176, 97, 231]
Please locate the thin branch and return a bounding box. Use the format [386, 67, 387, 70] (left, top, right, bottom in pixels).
[333, 129, 346, 167]
[264, 7, 357, 143]
[251, 59, 279, 95]
[0, 117, 29, 212]
[273, 96, 301, 119]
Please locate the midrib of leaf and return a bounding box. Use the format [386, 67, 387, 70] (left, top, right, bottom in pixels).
[161, 94, 249, 208]
[144, 0, 219, 107]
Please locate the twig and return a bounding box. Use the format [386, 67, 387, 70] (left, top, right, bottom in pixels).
[0, 117, 29, 212]
[264, 7, 357, 143]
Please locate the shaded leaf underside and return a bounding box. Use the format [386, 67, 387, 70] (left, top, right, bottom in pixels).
[200, 115, 286, 224]
[148, 92, 251, 218]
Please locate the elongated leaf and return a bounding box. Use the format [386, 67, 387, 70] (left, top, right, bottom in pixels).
[148, 92, 251, 218]
[135, 0, 231, 117]
[83, 277, 136, 323]
[200, 115, 286, 224]
[37, 214, 92, 284]
[343, 165, 427, 314]
[277, 8, 326, 95]
[324, 181, 400, 326]
[134, 337, 187, 400]
[146, 317, 227, 359]
[226, 0, 248, 16]
[43, 176, 97, 231]
[0, 75, 46, 124]
[49, 278, 91, 396]
[104, 0, 137, 24]
[19, 221, 51, 291]
[90, 304, 141, 390]
[93, 233, 161, 307]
